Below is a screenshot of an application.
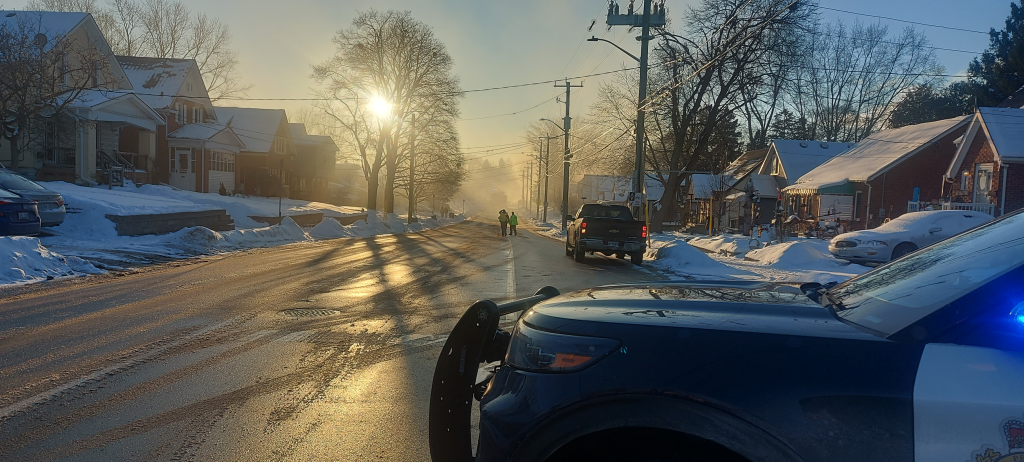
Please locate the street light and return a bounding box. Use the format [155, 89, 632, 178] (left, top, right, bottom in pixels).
[586, 36, 640, 63]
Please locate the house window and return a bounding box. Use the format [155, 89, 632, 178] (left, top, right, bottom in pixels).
[193, 108, 202, 123]
[176, 103, 185, 124]
[186, 82, 193, 92]
[190, 151, 196, 172]
[275, 137, 286, 154]
[854, 191, 862, 220]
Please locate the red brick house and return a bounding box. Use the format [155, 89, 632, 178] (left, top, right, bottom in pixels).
[288, 123, 338, 202]
[944, 107, 1024, 217]
[783, 116, 971, 229]
[216, 108, 296, 197]
[117, 57, 219, 188]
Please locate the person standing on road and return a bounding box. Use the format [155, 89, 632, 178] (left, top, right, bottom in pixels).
[498, 210, 509, 236]
[509, 212, 518, 236]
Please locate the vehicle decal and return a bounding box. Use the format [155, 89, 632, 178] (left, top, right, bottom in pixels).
[970, 418, 1024, 462]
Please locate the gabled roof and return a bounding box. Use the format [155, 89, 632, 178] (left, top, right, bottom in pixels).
[116, 56, 212, 114]
[61, 89, 163, 130]
[945, 108, 1024, 178]
[168, 122, 242, 143]
[0, 10, 87, 36]
[216, 107, 288, 153]
[762, 140, 857, 182]
[0, 11, 131, 91]
[288, 123, 338, 151]
[787, 115, 971, 193]
[721, 148, 769, 186]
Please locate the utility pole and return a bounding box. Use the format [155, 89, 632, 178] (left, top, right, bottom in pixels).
[605, 0, 666, 220]
[543, 135, 553, 223]
[407, 113, 417, 224]
[536, 138, 543, 219]
[555, 80, 582, 231]
[527, 161, 532, 216]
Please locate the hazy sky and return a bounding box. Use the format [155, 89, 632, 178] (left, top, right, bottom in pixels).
[8, 0, 1015, 157]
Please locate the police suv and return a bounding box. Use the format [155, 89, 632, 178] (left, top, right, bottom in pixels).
[430, 210, 1024, 462]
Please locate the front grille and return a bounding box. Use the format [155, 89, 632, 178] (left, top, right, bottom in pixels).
[833, 241, 857, 248]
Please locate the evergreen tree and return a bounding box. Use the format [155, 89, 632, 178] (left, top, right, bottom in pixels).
[967, 2, 1024, 106]
[889, 83, 974, 128]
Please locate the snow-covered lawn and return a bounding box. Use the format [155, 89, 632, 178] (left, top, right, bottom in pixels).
[647, 233, 870, 284]
[1, 181, 464, 287]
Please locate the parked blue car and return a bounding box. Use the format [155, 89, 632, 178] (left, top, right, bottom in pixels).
[0, 188, 41, 236]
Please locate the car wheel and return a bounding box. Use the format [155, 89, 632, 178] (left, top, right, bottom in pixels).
[565, 239, 573, 256]
[573, 236, 585, 262]
[630, 252, 643, 265]
[890, 242, 918, 261]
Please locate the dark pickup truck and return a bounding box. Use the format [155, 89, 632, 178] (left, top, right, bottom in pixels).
[565, 203, 647, 265]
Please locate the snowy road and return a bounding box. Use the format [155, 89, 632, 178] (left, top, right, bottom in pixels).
[0, 220, 656, 461]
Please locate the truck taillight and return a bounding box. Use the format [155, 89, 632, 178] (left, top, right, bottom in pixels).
[642, 225, 647, 238]
[581, 222, 586, 234]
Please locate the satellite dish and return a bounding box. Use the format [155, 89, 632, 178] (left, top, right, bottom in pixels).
[33, 33, 47, 49]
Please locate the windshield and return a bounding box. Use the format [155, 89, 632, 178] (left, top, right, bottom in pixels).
[579, 204, 634, 219]
[830, 210, 1024, 336]
[0, 171, 45, 191]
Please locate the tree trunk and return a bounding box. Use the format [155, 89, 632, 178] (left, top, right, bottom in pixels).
[366, 164, 380, 211]
[8, 131, 25, 170]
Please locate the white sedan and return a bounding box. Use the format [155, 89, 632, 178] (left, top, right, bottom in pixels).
[830, 210, 993, 264]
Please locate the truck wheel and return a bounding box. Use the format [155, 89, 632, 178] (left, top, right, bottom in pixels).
[630, 252, 643, 265]
[565, 239, 573, 256]
[574, 238, 585, 262]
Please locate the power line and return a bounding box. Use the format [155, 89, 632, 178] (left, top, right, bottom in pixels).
[461, 94, 560, 121]
[818, 6, 990, 35]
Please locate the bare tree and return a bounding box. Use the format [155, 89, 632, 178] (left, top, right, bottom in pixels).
[0, 13, 113, 169]
[797, 21, 942, 142]
[28, 0, 251, 100]
[312, 10, 463, 214]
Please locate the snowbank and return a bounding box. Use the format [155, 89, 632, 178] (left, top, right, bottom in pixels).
[0, 237, 103, 285]
[171, 217, 310, 253]
[747, 242, 833, 267]
[645, 240, 756, 278]
[309, 217, 353, 239]
[688, 235, 753, 256]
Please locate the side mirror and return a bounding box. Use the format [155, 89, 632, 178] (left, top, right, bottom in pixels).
[565, 215, 575, 222]
[929, 227, 942, 234]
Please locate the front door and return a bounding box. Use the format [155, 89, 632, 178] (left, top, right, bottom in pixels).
[974, 163, 994, 204]
[169, 147, 196, 191]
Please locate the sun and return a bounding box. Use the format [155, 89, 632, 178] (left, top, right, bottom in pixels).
[368, 97, 392, 118]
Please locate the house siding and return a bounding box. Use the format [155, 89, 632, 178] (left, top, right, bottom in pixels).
[1004, 164, 1024, 215]
[863, 126, 966, 224]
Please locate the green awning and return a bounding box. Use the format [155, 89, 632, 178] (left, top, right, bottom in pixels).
[783, 180, 856, 195]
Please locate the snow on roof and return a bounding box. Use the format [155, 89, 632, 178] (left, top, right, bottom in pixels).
[116, 56, 196, 110]
[217, 107, 286, 153]
[722, 148, 769, 185]
[768, 140, 857, 181]
[0, 11, 87, 38]
[977, 107, 1024, 163]
[168, 122, 238, 143]
[787, 116, 971, 191]
[289, 123, 338, 151]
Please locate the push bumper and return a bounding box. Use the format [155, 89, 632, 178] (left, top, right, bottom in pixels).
[428, 287, 561, 462]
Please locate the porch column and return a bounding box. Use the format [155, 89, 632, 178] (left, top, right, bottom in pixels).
[139, 130, 156, 179]
[76, 121, 98, 184]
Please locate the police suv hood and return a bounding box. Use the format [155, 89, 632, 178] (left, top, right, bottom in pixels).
[522, 281, 882, 341]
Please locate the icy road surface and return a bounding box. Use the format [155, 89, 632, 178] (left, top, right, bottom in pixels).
[0, 220, 657, 461]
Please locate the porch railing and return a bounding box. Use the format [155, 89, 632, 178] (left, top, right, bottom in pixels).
[45, 148, 76, 168]
[908, 200, 995, 215]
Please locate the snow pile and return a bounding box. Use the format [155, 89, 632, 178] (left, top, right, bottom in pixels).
[688, 234, 753, 255]
[645, 240, 756, 278]
[530, 219, 567, 239]
[746, 242, 834, 267]
[384, 214, 407, 234]
[171, 217, 310, 253]
[0, 236, 103, 285]
[309, 217, 352, 239]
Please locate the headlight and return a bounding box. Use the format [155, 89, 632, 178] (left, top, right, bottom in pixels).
[857, 240, 888, 247]
[506, 322, 620, 373]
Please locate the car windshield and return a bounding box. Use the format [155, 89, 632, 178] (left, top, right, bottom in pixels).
[829, 210, 1024, 336]
[0, 171, 45, 191]
[579, 204, 633, 219]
